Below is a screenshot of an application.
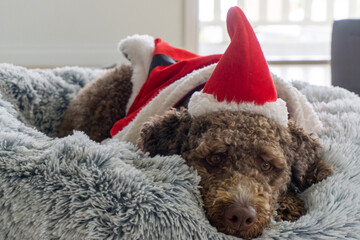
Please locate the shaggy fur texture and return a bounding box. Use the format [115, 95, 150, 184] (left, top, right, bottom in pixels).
[139, 108, 333, 239]
[58, 66, 333, 239]
[3, 64, 359, 239]
[58, 65, 133, 142]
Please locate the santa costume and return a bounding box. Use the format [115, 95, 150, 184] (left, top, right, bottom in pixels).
[111, 6, 322, 144]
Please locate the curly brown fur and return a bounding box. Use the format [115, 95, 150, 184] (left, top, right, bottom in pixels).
[275, 190, 306, 222]
[287, 122, 334, 192]
[58, 65, 133, 142]
[140, 108, 333, 239]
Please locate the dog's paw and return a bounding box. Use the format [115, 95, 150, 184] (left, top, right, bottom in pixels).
[315, 159, 334, 182]
[275, 191, 306, 222]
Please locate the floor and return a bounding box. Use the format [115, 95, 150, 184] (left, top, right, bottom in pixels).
[268, 62, 331, 86]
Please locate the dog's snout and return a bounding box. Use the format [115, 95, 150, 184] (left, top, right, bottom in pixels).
[225, 204, 257, 231]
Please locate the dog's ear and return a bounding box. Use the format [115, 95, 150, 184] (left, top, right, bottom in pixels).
[139, 108, 192, 157]
[285, 121, 333, 192]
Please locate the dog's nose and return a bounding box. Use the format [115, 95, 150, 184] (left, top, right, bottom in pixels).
[224, 205, 257, 231]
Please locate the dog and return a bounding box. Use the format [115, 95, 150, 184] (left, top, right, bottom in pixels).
[58, 64, 333, 239]
[139, 109, 333, 239]
[58, 6, 333, 238]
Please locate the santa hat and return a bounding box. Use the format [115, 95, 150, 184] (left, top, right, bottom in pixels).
[188, 6, 288, 127]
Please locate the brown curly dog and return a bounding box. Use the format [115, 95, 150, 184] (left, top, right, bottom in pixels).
[58, 65, 333, 239]
[140, 109, 333, 239]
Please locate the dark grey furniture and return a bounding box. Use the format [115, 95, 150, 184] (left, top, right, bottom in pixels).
[331, 19, 360, 95]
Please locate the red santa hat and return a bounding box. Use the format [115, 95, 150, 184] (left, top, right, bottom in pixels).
[188, 6, 288, 127]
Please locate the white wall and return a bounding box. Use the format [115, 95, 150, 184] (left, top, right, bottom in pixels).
[0, 0, 187, 67]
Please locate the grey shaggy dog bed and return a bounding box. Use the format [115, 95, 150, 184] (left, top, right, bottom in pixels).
[1, 63, 360, 239]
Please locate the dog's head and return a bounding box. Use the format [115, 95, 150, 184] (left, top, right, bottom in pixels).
[139, 108, 332, 239]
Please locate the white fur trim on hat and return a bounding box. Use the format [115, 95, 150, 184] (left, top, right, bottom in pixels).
[188, 91, 289, 127]
[118, 35, 155, 113]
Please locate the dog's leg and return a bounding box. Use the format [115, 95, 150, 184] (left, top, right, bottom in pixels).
[58, 64, 133, 142]
[275, 190, 306, 222]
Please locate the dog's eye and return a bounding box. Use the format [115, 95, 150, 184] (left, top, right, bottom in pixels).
[206, 155, 223, 166]
[260, 161, 272, 171]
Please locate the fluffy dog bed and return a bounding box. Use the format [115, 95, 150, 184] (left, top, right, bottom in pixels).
[0, 63, 360, 239]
